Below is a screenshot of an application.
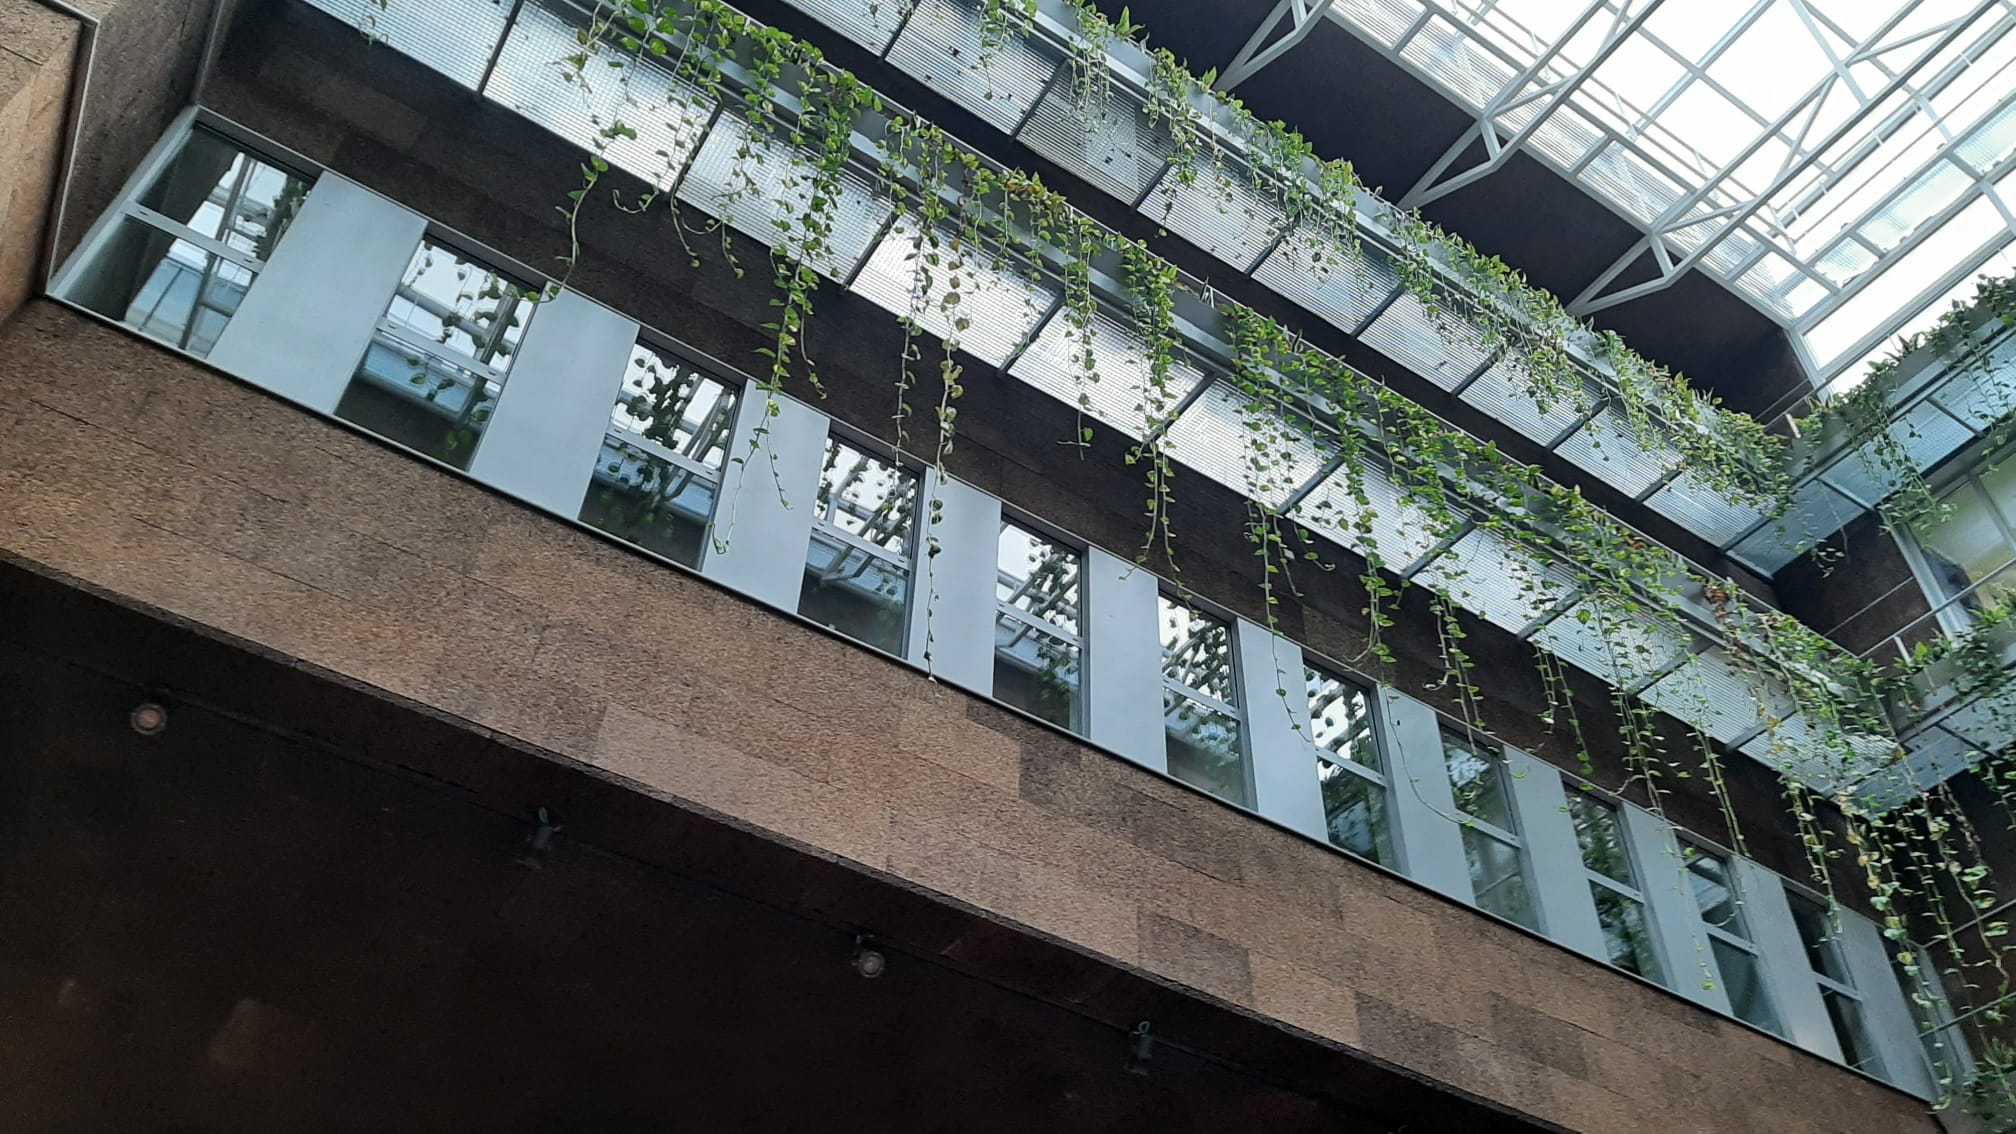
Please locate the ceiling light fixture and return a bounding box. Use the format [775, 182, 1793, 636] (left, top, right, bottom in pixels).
[851, 934, 886, 979]
[128, 701, 168, 737]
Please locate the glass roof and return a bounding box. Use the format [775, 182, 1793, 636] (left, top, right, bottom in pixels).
[1327, 0, 2016, 388]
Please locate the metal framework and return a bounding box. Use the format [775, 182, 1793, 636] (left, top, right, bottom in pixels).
[1290, 0, 2016, 388]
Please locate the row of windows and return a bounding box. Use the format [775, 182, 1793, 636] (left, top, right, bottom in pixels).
[65, 124, 1929, 1087]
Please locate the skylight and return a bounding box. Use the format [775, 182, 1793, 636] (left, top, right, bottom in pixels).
[1325, 0, 2016, 388]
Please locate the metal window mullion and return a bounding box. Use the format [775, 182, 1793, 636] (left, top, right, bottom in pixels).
[1163, 677, 1238, 719]
[476, 0, 528, 97]
[371, 321, 511, 387]
[1500, 746, 1603, 954]
[123, 204, 267, 272]
[608, 426, 727, 480]
[994, 602, 1083, 648]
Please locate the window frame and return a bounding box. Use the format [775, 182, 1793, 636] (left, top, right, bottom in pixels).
[1679, 838, 1783, 1033]
[1303, 659, 1390, 863]
[1565, 790, 1662, 980]
[53, 113, 321, 357]
[1156, 592, 1251, 806]
[1897, 439, 2016, 639]
[1440, 730, 1534, 924]
[795, 424, 926, 655]
[1785, 884, 1887, 1074]
[991, 514, 1087, 733]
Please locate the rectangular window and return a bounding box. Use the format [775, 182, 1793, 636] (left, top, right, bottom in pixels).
[799, 437, 919, 654]
[1159, 597, 1247, 807]
[579, 341, 740, 567]
[1306, 665, 1390, 864]
[1683, 843, 1782, 1034]
[1910, 457, 2016, 633]
[1567, 792, 1662, 982]
[993, 522, 1084, 732]
[1442, 733, 1536, 929]
[1788, 889, 1888, 1075]
[335, 237, 534, 470]
[65, 127, 312, 357]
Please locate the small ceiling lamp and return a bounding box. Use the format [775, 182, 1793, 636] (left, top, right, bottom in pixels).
[851, 934, 887, 979]
[129, 701, 169, 737]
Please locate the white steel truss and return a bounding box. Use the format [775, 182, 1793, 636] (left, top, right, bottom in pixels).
[1295, 0, 2016, 390]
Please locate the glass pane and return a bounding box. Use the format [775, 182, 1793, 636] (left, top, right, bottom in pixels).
[578, 437, 721, 567]
[997, 522, 1081, 637]
[1318, 758, 1391, 864]
[800, 537, 912, 654]
[138, 129, 311, 259]
[1159, 597, 1236, 704]
[1592, 883, 1662, 982]
[1568, 793, 1636, 887]
[1787, 892, 1852, 984]
[336, 240, 532, 469]
[1824, 989, 1888, 1076]
[1462, 826, 1535, 929]
[1306, 665, 1379, 771]
[378, 240, 531, 369]
[814, 438, 919, 555]
[334, 334, 500, 469]
[1683, 845, 1744, 935]
[1165, 690, 1248, 807]
[1921, 481, 2016, 609]
[1444, 734, 1514, 830]
[1710, 937, 1782, 1035]
[993, 614, 1082, 731]
[610, 343, 739, 473]
[68, 218, 254, 358]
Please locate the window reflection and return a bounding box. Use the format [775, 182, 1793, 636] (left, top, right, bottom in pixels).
[1443, 733, 1536, 929]
[335, 238, 534, 470]
[1159, 597, 1246, 807]
[1916, 463, 2016, 627]
[993, 522, 1083, 731]
[66, 128, 311, 358]
[798, 438, 918, 654]
[1306, 663, 1390, 864]
[580, 342, 741, 567]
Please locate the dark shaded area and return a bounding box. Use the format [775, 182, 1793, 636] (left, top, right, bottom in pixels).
[0, 555, 1551, 1133]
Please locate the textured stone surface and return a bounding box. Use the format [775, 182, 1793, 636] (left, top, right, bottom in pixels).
[0, 301, 1939, 1133]
[0, 0, 75, 321]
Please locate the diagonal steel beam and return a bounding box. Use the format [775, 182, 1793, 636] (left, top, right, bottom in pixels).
[1569, 0, 2001, 316]
[1217, 0, 1340, 92]
[1400, 0, 1666, 210]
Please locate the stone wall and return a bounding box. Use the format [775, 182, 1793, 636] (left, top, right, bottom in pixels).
[0, 299, 1937, 1132]
[0, 0, 77, 319]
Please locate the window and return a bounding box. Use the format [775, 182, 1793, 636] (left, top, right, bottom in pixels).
[1306, 665, 1390, 864]
[993, 522, 1083, 732]
[1158, 597, 1246, 807]
[1788, 890, 1888, 1076]
[1681, 843, 1782, 1035]
[1442, 733, 1536, 930]
[799, 437, 919, 654]
[579, 341, 741, 566]
[1567, 792, 1662, 982]
[1910, 458, 2016, 633]
[65, 127, 312, 357]
[335, 238, 534, 470]
[1895, 948, 1974, 1084]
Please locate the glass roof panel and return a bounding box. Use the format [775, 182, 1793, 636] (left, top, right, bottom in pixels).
[1323, 0, 2016, 386]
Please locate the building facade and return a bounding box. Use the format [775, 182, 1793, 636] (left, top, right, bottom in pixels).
[4, 0, 2015, 1129]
